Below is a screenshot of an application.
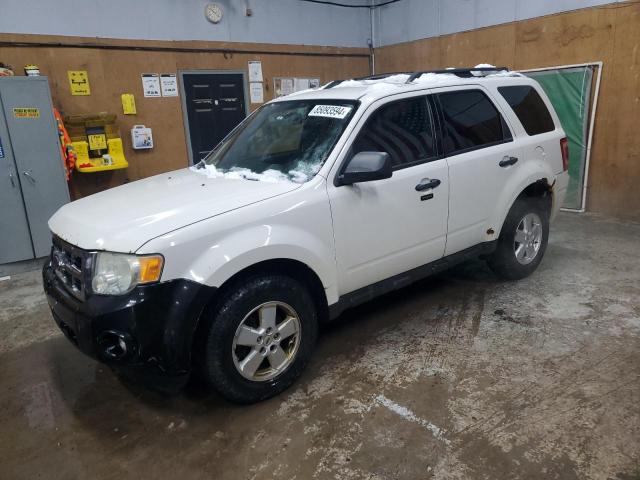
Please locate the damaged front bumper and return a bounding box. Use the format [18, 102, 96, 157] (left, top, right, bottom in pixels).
[43, 259, 215, 393]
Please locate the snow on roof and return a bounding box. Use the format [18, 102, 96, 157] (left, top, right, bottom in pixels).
[275, 65, 525, 103]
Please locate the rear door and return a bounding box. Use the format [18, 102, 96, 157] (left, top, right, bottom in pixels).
[181, 72, 247, 163]
[433, 87, 521, 255]
[327, 94, 449, 296]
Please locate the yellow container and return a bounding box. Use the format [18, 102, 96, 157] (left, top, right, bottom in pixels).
[73, 138, 128, 173]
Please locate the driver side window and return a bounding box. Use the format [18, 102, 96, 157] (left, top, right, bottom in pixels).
[351, 96, 436, 169]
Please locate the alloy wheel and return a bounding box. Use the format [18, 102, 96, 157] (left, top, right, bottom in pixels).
[513, 212, 543, 265]
[231, 301, 301, 382]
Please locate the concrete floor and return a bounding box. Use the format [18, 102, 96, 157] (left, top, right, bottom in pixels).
[0, 212, 639, 480]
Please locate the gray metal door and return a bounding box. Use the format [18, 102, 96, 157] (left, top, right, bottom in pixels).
[0, 93, 34, 264]
[0, 77, 70, 259]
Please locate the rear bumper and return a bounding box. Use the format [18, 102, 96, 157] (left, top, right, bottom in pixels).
[552, 171, 570, 220]
[43, 260, 215, 393]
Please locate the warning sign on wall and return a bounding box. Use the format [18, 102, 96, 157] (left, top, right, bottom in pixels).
[68, 71, 91, 96]
[13, 108, 40, 119]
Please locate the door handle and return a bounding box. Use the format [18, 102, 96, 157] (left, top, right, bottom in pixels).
[499, 156, 518, 167]
[8, 171, 16, 188]
[23, 170, 36, 184]
[415, 178, 441, 191]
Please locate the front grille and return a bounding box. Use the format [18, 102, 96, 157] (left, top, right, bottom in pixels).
[51, 236, 92, 301]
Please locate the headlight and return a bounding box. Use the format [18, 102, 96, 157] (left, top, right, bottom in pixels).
[91, 252, 164, 295]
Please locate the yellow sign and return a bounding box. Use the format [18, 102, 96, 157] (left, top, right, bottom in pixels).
[13, 108, 40, 118]
[68, 70, 91, 96]
[121, 93, 137, 115]
[88, 134, 107, 150]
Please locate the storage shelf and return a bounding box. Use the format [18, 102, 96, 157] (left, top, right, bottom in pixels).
[76, 161, 129, 173]
[72, 137, 128, 173]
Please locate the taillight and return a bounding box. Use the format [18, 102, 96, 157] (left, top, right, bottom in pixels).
[560, 137, 569, 172]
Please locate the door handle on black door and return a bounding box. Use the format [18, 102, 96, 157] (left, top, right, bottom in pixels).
[415, 178, 441, 191]
[499, 156, 519, 167]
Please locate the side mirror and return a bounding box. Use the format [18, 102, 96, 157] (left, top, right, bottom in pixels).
[337, 151, 393, 186]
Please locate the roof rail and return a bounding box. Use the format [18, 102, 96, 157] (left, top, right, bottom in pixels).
[323, 79, 344, 89]
[405, 67, 509, 83]
[354, 71, 410, 81]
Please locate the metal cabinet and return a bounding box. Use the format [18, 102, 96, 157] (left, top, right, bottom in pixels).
[0, 77, 70, 264]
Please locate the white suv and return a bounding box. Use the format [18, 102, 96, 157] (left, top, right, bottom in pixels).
[43, 67, 569, 403]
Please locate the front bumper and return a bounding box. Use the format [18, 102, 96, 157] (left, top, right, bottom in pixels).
[43, 260, 215, 392]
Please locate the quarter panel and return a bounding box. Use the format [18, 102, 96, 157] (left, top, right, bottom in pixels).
[489, 159, 557, 236]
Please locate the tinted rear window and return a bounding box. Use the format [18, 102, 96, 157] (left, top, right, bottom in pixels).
[498, 85, 555, 136]
[437, 90, 512, 156]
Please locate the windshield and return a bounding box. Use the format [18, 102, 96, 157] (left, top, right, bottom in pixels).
[196, 100, 358, 183]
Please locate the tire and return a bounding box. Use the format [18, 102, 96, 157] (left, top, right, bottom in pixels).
[487, 197, 550, 281]
[197, 274, 318, 404]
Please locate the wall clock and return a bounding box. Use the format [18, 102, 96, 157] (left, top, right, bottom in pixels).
[205, 3, 223, 24]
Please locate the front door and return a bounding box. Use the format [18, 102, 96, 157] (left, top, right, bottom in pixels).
[181, 71, 247, 163]
[328, 95, 449, 296]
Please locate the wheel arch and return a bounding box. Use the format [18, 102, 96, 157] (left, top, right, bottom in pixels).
[190, 258, 330, 371]
[493, 174, 554, 237]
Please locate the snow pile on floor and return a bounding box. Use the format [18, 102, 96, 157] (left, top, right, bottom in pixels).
[190, 163, 312, 184]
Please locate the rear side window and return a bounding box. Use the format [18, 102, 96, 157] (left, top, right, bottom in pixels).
[351, 96, 436, 169]
[437, 89, 512, 156]
[498, 85, 555, 136]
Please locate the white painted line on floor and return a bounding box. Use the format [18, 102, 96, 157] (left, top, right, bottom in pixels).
[0, 276, 10, 282]
[375, 394, 451, 445]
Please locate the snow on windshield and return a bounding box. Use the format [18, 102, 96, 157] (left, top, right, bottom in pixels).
[190, 163, 294, 183]
[191, 100, 355, 184]
[190, 162, 320, 184]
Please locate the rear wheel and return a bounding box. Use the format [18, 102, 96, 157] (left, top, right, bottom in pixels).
[197, 274, 318, 404]
[488, 197, 549, 280]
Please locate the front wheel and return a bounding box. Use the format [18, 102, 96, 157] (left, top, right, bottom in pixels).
[487, 197, 549, 280]
[197, 274, 318, 404]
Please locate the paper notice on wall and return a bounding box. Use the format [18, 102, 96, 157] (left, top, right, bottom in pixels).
[121, 94, 137, 115]
[281, 78, 294, 96]
[294, 78, 310, 92]
[248, 61, 263, 82]
[160, 74, 179, 97]
[141, 73, 161, 97]
[68, 70, 91, 96]
[250, 82, 264, 104]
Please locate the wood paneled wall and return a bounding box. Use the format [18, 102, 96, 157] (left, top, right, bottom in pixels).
[375, 3, 640, 220]
[0, 34, 370, 198]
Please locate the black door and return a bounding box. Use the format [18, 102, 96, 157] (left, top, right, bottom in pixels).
[182, 72, 247, 163]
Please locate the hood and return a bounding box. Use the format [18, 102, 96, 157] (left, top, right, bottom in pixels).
[49, 168, 300, 252]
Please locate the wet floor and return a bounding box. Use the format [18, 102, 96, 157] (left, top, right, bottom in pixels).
[1, 212, 639, 479]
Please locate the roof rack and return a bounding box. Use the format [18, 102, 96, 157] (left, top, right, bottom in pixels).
[405, 67, 509, 83]
[354, 71, 410, 81]
[324, 66, 510, 89]
[323, 79, 345, 89]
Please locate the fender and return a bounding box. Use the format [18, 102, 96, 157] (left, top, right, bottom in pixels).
[137, 182, 340, 305]
[489, 158, 555, 238]
[193, 225, 338, 305]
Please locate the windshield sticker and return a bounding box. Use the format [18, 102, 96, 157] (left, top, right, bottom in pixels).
[308, 105, 352, 119]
